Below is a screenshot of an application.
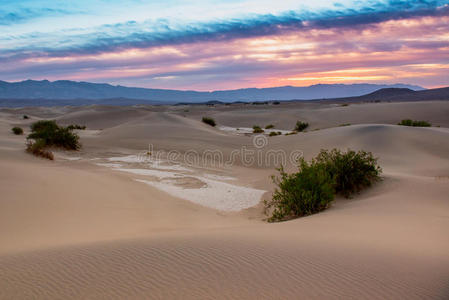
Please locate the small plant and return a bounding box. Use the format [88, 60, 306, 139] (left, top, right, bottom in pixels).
[202, 117, 216, 127]
[316, 149, 382, 198]
[398, 119, 431, 127]
[23, 115, 29, 119]
[269, 131, 282, 137]
[294, 121, 309, 132]
[265, 124, 274, 129]
[285, 131, 298, 135]
[26, 139, 54, 160]
[340, 103, 349, 107]
[26, 120, 81, 160]
[12, 127, 23, 135]
[339, 123, 351, 127]
[67, 124, 86, 130]
[265, 148, 382, 222]
[266, 159, 335, 222]
[253, 125, 264, 133]
[28, 120, 80, 150]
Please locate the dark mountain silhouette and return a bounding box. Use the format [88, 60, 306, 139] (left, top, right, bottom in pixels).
[311, 87, 449, 103]
[0, 80, 424, 106]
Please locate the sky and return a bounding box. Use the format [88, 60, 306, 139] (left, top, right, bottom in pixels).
[0, 0, 448, 90]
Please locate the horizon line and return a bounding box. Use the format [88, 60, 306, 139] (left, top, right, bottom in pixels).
[1, 79, 435, 92]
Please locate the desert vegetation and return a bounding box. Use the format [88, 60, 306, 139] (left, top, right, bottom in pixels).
[269, 131, 282, 137]
[398, 119, 431, 127]
[265, 124, 274, 129]
[23, 115, 29, 119]
[265, 149, 381, 222]
[26, 120, 81, 160]
[316, 149, 382, 198]
[252, 125, 264, 133]
[67, 124, 86, 130]
[11, 127, 23, 135]
[202, 117, 216, 127]
[285, 131, 298, 135]
[26, 139, 54, 160]
[294, 121, 309, 132]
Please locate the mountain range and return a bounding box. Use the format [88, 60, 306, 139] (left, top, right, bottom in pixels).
[0, 80, 425, 105]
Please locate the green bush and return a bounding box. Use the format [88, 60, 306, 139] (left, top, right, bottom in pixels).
[316, 149, 382, 198]
[269, 131, 282, 137]
[12, 127, 23, 135]
[294, 121, 309, 132]
[27, 120, 80, 150]
[398, 119, 431, 127]
[265, 124, 274, 129]
[265, 148, 382, 222]
[266, 159, 335, 222]
[30, 120, 59, 133]
[67, 124, 86, 130]
[26, 139, 54, 160]
[253, 125, 264, 133]
[202, 117, 216, 127]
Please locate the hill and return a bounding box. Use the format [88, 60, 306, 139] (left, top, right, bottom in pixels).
[314, 87, 449, 103]
[0, 80, 424, 106]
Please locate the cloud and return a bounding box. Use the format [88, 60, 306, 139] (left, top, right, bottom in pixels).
[1, 0, 448, 59]
[0, 7, 77, 25]
[1, 0, 448, 89]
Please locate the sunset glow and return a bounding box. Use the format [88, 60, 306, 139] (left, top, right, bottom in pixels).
[1, 0, 448, 90]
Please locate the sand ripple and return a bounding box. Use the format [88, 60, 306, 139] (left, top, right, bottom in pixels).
[1, 236, 447, 299]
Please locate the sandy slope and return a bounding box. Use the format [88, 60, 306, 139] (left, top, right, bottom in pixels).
[0, 101, 448, 299]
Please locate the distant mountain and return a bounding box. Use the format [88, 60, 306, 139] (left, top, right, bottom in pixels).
[314, 87, 449, 103]
[0, 80, 424, 105]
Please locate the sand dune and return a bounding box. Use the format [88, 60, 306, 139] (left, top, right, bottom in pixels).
[0, 100, 448, 299]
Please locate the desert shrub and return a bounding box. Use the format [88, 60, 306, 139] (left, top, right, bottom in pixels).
[30, 120, 59, 133]
[272, 101, 280, 105]
[316, 149, 382, 198]
[28, 120, 80, 150]
[339, 123, 351, 127]
[253, 125, 264, 133]
[23, 115, 29, 119]
[12, 127, 23, 135]
[265, 148, 382, 222]
[269, 131, 282, 137]
[285, 131, 297, 135]
[266, 159, 335, 222]
[340, 103, 349, 107]
[67, 124, 86, 130]
[398, 119, 431, 127]
[202, 117, 216, 127]
[26, 139, 54, 160]
[294, 121, 309, 132]
[265, 124, 274, 129]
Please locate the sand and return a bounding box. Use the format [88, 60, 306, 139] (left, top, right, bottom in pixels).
[0, 100, 448, 299]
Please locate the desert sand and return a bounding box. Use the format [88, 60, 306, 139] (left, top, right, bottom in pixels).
[0, 100, 448, 299]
